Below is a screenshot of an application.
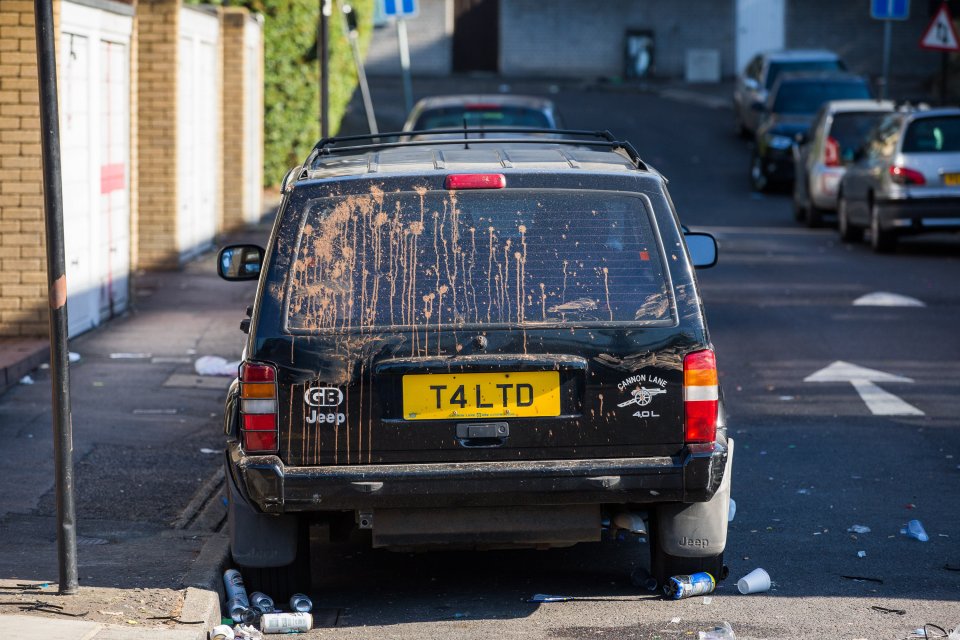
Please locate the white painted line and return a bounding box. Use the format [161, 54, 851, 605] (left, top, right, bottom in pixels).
[850, 379, 924, 416]
[805, 360, 925, 417]
[853, 292, 926, 307]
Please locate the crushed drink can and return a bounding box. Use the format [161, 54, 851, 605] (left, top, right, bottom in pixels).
[223, 569, 250, 609]
[211, 624, 235, 640]
[663, 571, 716, 600]
[250, 591, 275, 614]
[260, 611, 313, 634]
[289, 593, 313, 613]
[227, 598, 257, 624]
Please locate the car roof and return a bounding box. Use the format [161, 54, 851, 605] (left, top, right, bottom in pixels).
[823, 99, 895, 114]
[412, 94, 556, 111]
[763, 49, 841, 62]
[306, 145, 640, 181]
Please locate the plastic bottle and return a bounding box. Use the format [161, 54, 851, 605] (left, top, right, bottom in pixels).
[699, 621, 737, 639]
[663, 572, 716, 600]
[902, 519, 930, 542]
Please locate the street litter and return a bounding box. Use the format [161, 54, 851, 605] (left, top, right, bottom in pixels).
[223, 569, 254, 623]
[630, 566, 659, 591]
[528, 594, 577, 603]
[870, 605, 906, 615]
[841, 575, 883, 584]
[857, 550, 867, 558]
[19, 375, 33, 385]
[663, 572, 716, 600]
[670, 617, 681, 624]
[797, 488, 811, 495]
[196, 355, 242, 376]
[69, 352, 81, 363]
[200, 448, 219, 454]
[289, 593, 313, 613]
[702, 596, 712, 604]
[907, 624, 952, 639]
[736, 568, 771, 594]
[260, 612, 312, 633]
[235, 623, 265, 639]
[728, 498, 736, 522]
[249, 592, 275, 614]
[699, 622, 736, 639]
[211, 625, 235, 640]
[902, 519, 930, 542]
[848, 525, 871, 534]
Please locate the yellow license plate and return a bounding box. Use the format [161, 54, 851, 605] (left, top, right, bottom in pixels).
[944, 173, 960, 186]
[402, 371, 561, 420]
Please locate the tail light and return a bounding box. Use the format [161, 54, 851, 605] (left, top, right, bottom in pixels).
[444, 174, 506, 190]
[683, 350, 718, 443]
[240, 362, 278, 453]
[823, 136, 840, 167]
[889, 165, 926, 185]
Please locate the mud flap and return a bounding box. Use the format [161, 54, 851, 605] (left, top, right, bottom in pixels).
[655, 438, 734, 558]
[226, 460, 299, 568]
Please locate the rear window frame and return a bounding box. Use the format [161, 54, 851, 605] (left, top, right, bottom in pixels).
[278, 187, 680, 335]
[900, 115, 960, 154]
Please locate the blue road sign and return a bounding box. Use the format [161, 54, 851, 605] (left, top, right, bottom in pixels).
[871, 0, 909, 20]
[382, 0, 417, 18]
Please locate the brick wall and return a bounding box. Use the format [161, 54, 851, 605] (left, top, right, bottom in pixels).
[0, 0, 59, 337]
[136, 0, 179, 270]
[221, 7, 247, 231]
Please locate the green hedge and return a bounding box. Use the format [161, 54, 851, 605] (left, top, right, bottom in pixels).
[188, 0, 373, 186]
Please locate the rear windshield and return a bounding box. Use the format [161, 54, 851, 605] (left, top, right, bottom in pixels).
[284, 190, 673, 332]
[414, 107, 551, 130]
[765, 60, 843, 89]
[772, 81, 870, 115]
[830, 111, 892, 163]
[901, 116, 960, 153]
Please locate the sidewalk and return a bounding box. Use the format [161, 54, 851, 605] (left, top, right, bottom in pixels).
[0, 217, 275, 639]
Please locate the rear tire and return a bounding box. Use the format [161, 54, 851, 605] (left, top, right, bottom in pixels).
[837, 194, 863, 243]
[870, 200, 896, 253]
[240, 520, 312, 602]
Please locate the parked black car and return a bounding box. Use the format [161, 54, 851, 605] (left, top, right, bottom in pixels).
[217, 129, 733, 596]
[751, 72, 871, 192]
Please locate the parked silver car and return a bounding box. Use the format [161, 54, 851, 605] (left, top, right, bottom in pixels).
[838, 107, 960, 252]
[733, 49, 845, 138]
[792, 100, 894, 227]
[402, 94, 563, 134]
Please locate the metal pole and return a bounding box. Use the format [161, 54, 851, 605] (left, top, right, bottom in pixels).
[320, 0, 331, 138]
[941, 51, 948, 106]
[396, 18, 413, 115]
[880, 18, 892, 100]
[33, 0, 78, 596]
[342, 4, 378, 134]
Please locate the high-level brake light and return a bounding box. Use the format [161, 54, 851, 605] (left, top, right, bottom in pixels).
[444, 174, 506, 190]
[240, 362, 278, 453]
[683, 350, 718, 443]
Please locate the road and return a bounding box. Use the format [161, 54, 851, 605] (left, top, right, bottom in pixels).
[294, 79, 960, 639]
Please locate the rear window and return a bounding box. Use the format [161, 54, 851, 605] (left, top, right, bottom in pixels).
[772, 81, 870, 115]
[829, 111, 892, 163]
[284, 190, 674, 332]
[415, 106, 552, 130]
[901, 116, 960, 153]
[765, 60, 843, 89]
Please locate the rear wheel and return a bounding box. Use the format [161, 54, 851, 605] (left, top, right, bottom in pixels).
[837, 194, 863, 243]
[870, 200, 896, 253]
[239, 519, 312, 602]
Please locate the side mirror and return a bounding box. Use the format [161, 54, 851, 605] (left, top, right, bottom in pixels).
[218, 244, 265, 281]
[684, 232, 718, 269]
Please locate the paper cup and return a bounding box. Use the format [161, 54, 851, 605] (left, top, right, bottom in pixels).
[737, 567, 771, 594]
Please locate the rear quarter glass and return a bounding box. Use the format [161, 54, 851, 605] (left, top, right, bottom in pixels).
[281, 189, 676, 333]
[902, 116, 960, 153]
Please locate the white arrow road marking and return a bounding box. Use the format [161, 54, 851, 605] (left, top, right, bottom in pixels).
[853, 291, 926, 307]
[805, 361, 925, 416]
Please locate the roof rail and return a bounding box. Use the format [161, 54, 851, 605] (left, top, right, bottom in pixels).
[301, 128, 648, 172]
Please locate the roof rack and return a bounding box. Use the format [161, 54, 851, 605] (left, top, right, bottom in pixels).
[303, 128, 647, 172]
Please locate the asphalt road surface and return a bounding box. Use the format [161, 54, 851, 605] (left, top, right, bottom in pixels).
[294, 80, 960, 639]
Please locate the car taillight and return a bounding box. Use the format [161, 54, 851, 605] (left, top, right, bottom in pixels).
[464, 103, 500, 111]
[444, 174, 506, 190]
[889, 165, 926, 185]
[683, 350, 718, 443]
[240, 362, 278, 453]
[823, 136, 840, 167]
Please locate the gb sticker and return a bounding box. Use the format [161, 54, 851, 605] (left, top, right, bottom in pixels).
[617, 374, 668, 419]
[304, 386, 346, 425]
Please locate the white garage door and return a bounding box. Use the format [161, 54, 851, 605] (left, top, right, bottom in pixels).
[243, 18, 263, 224]
[736, 0, 785, 73]
[178, 7, 221, 260]
[60, 2, 133, 337]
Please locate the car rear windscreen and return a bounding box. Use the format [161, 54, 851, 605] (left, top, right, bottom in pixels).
[902, 116, 960, 153]
[415, 106, 551, 130]
[765, 60, 843, 89]
[772, 81, 871, 115]
[285, 190, 673, 332]
[830, 111, 892, 163]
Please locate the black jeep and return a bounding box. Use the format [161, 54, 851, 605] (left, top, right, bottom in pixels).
[218, 129, 732, 595]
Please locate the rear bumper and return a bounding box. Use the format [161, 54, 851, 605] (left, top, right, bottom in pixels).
[229, 441, 728, 514]
[877, 196, 960, 232]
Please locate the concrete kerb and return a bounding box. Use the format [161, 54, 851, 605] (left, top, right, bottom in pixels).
[179, 532, 231, 637]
